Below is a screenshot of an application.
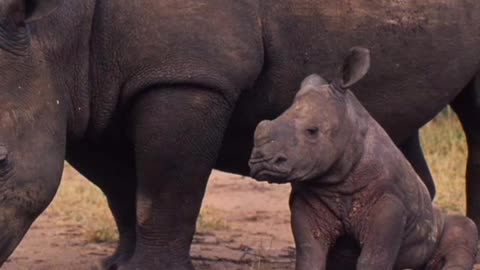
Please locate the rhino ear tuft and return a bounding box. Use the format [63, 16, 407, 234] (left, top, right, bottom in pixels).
[338, 47, 370, 89]
[25, 0, 63, 23]
[301, 74, 328, 89]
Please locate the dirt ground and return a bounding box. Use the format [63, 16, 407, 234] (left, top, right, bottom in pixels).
[3, 170, 296, 270]
[4, 168, 480, 270]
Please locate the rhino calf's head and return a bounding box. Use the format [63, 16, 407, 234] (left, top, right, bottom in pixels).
[249, 47, 370, 184]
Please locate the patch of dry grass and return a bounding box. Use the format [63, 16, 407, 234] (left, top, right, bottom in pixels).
[420, 109, 467, 214]
[45, 165, 230, 243]
[197, 207, 230, 232]
[44, 164, 118, 243]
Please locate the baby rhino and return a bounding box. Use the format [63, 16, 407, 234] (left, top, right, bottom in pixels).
[248, 47, 478, 270]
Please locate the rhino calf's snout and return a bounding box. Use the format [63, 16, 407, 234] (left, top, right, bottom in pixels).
[273, 154, 288, 166]
[249, 115, 301, 183]
[249, 151, 288, 166]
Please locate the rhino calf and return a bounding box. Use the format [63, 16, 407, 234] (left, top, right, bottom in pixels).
[249, 48, 478, 270]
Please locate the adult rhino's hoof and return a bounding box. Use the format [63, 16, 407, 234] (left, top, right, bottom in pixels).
[92, 254, 127, 270]
[94, 242, 135, 270]
[99, 255, 124, 270]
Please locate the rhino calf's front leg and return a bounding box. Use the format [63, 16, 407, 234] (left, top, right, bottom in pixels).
[356, 195, 406, 270]
[290, 191, 337, 270]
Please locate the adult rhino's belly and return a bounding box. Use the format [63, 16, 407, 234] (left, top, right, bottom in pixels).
[250, 0, 480, 143]
[219, 49, 477, 175]
[216, 0, 480, 175]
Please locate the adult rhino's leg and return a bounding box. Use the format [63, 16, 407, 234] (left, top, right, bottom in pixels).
[101, 183, 136, 270]
[451, 74, 480, 234]
[398, 131, 436, 199]
[118, 87, 234, 270]
[66, 144, 136, 270]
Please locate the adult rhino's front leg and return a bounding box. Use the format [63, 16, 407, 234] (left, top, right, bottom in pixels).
[117, 87, 234, 270]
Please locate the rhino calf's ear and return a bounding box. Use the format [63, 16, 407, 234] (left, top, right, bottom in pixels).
[339, 47, 370, 89]
[25, 0, 63, 22]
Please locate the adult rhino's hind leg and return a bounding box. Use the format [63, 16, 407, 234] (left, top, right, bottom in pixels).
[399, 131, 436, 199]
[117, 87, 234, 270]
[66, 145, 137, 270]
[426, 215, 477, 270]
[451, 74, 480, 235]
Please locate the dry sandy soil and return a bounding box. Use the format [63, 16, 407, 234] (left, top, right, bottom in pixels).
[2, 111, 478, 270]
[3, 170, 296, 270]
[3, 167, 480, 270]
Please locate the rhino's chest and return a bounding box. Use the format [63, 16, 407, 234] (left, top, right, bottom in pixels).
[319, 192, 370, 234]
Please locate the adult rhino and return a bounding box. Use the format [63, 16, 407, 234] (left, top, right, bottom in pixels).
[0, 0, 479, 269]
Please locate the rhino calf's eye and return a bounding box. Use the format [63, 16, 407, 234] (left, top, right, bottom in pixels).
[0, 146, 8, 163]
[0, 146, 12, 178]
[306, 127, 319, 138]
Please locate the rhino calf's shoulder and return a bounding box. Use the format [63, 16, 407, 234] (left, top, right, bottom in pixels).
[249, 48, 478, 270]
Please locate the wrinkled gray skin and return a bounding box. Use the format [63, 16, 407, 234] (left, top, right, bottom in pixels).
[249, 48, 479, 270]
[1, 0, 480, 269]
